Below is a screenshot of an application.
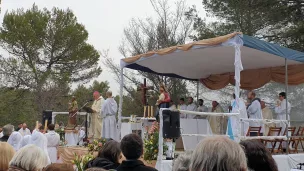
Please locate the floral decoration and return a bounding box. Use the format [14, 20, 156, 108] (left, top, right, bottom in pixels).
[72, 153, 94, 171]
[87, 138, 107, 153]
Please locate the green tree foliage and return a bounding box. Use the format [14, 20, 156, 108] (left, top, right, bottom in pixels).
[0, 4, 101, 118]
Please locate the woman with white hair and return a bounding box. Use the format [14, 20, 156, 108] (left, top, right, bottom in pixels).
[30, 131, 51, 164]
[172, 151, 192, 171]
[8, 144, 49, 171]
[20, 135, 31, 148]
[7, 132, 23, 151]
[190, 136, 247, 171]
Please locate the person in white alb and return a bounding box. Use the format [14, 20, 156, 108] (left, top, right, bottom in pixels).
[90, 91, 105, 139]
[186, 97, 197, 119]
[45, 124, 60, 163]
[178, 98, 187, 118]
[30, 130, 51, 164]
[7, 131, 23, 151]
[195, 99, 208, 119]
[274, 92, 291, 135]
[101, 90, 118, 140]
[246, 91, 264, 136]
[18, 123, 31, 136]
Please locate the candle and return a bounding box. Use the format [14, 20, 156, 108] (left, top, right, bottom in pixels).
[151, 106, 154, 118]
[36, 121, 38, 129]
[148, 106, 151, 118]
[44, 119, 48, 132]
[144, 106, 147, 118]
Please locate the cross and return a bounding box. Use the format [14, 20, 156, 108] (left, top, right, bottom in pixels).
[137, 78, 153, 105]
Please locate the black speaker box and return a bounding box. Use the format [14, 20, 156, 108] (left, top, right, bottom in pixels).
[162, 109, 181, 139]
[42, 110, 53, 125]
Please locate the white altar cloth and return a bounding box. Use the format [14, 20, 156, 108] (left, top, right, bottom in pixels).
[180, 119, 213, 150]
[155, 154, 304, 171]
[121, 122, 142, 138]
[65, 132, 79, 146]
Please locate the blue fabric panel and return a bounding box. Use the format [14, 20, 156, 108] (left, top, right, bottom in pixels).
[125, 63, 197, 81]
[227, 117, 234, 140]
[243, 35, 304, 62]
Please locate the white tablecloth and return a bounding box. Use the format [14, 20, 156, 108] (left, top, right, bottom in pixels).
[65, 132, 79, 146]
[121, 123, 142, 138]
[180, 119, 213, 150]
[273, 154, 304, 171]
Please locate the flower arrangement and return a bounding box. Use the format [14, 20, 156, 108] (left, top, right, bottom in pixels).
[144, 121, 168, 161]
[72, 153, 94, 171]
[87, 138, 107, 153]
[55, 128, 65, 143]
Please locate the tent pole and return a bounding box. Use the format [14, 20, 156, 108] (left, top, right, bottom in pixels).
[285, 58, 289, 154]
[196, 80, 199, 102]
[118, 67, 124, 141]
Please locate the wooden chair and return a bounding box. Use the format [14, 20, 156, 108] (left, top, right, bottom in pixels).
[246, 126, 262, 136]
[262, 127, 281, 153]
[277, 127, 296, 153]
[290, 126, 304, 153]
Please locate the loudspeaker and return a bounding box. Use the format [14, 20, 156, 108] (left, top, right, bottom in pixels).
[42, 110, 53, 125]
[162, 110, 181, 139]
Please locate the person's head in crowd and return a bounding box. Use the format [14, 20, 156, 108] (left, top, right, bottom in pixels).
[48, 124, 55, 131]
[9, 144, 49, 171]
[97, 140, 122, 164]
[0, 142, 15, 171]
[85, 140, 121, 170]
[106, 91, 113, 98]
[247, 91, 256, 101]
[85, 168, 107, 171]
[39, 125, 44, 133]
[188, 97, 193, 105]
[260, 101, 266, 109]
[7, 132, 23, 151]
[198, 99, 204, 106]
[42, 163, 74, 171]
[20, 135, 31, 148]
[279, 92, 286, 101]
[212, 101, 219, 108]
[173, 150, 192, 171]
[240, 140, 278, 171]
[22, 123, 27, 130]
[2, 124, 14, 137]
[18, 123, 23, 129]
[190, 136, 247, 171]
[93, 91, 100, 100]
[120, 134, 143, 160]
[179, 98, 185, 105]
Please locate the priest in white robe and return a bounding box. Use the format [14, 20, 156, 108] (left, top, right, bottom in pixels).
[230, 93, 249, 138]
[78, 127, 85, 146]
[7, 131, 23, 151]
[101, 90, 118, 140]
[186, 97, 197, 119]
[18, 123, 31, 136]
[45, 124, 60, 163]
[89, 91, 105, 139]
[275, 92, 291, 135]
[247, 91, 264, 136]
[20, 135, 31, 148]
[30, 130, 51, 164]
[178, 98, 187, 118]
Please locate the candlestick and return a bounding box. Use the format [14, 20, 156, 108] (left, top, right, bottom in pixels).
[151, 106, 154, 118]
[148, 106, 151, 118]
[36, 121, 38, 130]
[144, 106, 147, 118]
[44, 119, 48, 132]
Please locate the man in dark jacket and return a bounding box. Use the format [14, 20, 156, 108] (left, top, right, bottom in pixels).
[117, 134, 157, 171]
[0, 124, 14, 142]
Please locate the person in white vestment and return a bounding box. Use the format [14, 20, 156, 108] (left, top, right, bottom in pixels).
[195, 99, 208, 119]
[274, 92, 291, 135]
[45, 124, 60, 163]
[30, 130, 51, 164]
[260, 101, 275, 135]
[20, 135, 31, 148]
[246, 91, 264, 136]
[7, 131, 23, 151]
[178, 98, 187, 118]
[78, 127, 85, 146]
[229, 93, 249, 138]
[90, 91, 105, 139]
[101, 90, 118, 140]
[18, 123, 31, 136]
[169, 100, 177, 110]
[186, 97, 197, 119]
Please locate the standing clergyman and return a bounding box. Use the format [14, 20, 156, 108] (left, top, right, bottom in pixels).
[101, 90, 118, 140]
[89, 91, 104, 139]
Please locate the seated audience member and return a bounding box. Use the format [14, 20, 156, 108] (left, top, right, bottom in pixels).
[85, 140, 121, 170]
[7, 132, 23, 151]
[190, 136, 247, 171]
[0, 142, 15, 171]
[9, 144, 49, 171]
[42, 163, 74, 171]
[85, 168, 107, 171]
[117, 134, 157, 171]
[172, 151, 192, 171]
[240, 140, 278, 171]
[20, 135, 31, 148]
[0, 124, 14, 142]
[45, 124, 60, 163]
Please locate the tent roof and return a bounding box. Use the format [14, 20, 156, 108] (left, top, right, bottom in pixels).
[120, 33, 304, 81]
